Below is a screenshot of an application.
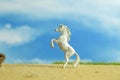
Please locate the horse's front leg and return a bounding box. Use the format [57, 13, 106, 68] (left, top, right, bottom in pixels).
[50, 39, 58, 48]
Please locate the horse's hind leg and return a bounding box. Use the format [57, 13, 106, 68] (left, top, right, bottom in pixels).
[63, 56, 69, 68]
[73, 53, 80, 68]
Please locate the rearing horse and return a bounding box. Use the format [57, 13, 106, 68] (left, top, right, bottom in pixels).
[50, 24, 80, 68]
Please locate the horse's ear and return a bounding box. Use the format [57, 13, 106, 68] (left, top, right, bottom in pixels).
[60, 24, 62, 26]
[60, 24, 64, 26]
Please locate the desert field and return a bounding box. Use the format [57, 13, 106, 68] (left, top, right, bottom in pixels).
[0, 64, 120, 80]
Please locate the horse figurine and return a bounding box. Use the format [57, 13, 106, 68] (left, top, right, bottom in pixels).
[50, 24, 80, 68]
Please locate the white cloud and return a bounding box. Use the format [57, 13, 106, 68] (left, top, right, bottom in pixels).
[68, 58, 93, 63]
[108, 49, 120, 62]
[0, 0, 119, 17]
[13, 58, 51, 64]
[5, 24, 12, 29]
[117, 58, 120, 62]
[1, 0, 120, 38]
[0, 0, 120, 22]
[0, 24, 42, 45]
[80, 59, 93, 63]
[96, 48, 120, 62]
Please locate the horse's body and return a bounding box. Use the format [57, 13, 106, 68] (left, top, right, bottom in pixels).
[50, 24, 80, 68]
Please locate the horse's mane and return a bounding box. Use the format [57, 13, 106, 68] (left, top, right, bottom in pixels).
[65, 26, 71, 41]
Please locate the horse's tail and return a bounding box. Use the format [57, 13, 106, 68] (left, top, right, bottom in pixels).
[74, 52, 80, 67]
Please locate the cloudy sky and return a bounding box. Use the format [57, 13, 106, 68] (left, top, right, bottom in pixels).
[1, 0, 120, 63]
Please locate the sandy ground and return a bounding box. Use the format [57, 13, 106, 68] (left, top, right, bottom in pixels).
[0, 64, 120, 80]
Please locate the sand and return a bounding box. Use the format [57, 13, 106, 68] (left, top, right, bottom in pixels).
[0, 64, 120, 80]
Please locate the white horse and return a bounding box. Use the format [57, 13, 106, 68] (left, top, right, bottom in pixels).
[50, 24, 80, 68]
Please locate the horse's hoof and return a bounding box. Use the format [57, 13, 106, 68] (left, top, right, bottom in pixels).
[51, 45, 54, 48]
[73, 64, 77, 68]
[50, 43, 54, 48]
[52, 46, 54, 48]
[62, 66, 66, 68]
[73, 66, 76, 68]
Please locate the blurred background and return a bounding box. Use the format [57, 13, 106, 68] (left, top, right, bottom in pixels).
[0, 0, 120, 63]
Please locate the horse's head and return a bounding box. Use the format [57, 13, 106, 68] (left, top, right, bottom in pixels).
[56, 24, 65, 32]
[56, 24, 71, 41]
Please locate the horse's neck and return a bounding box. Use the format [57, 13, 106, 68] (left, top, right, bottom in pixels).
[61, 31, 67, 36]
[60, 31, 70, 41]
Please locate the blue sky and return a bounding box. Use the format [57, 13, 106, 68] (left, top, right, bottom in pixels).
[1, 0, 120, 63]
